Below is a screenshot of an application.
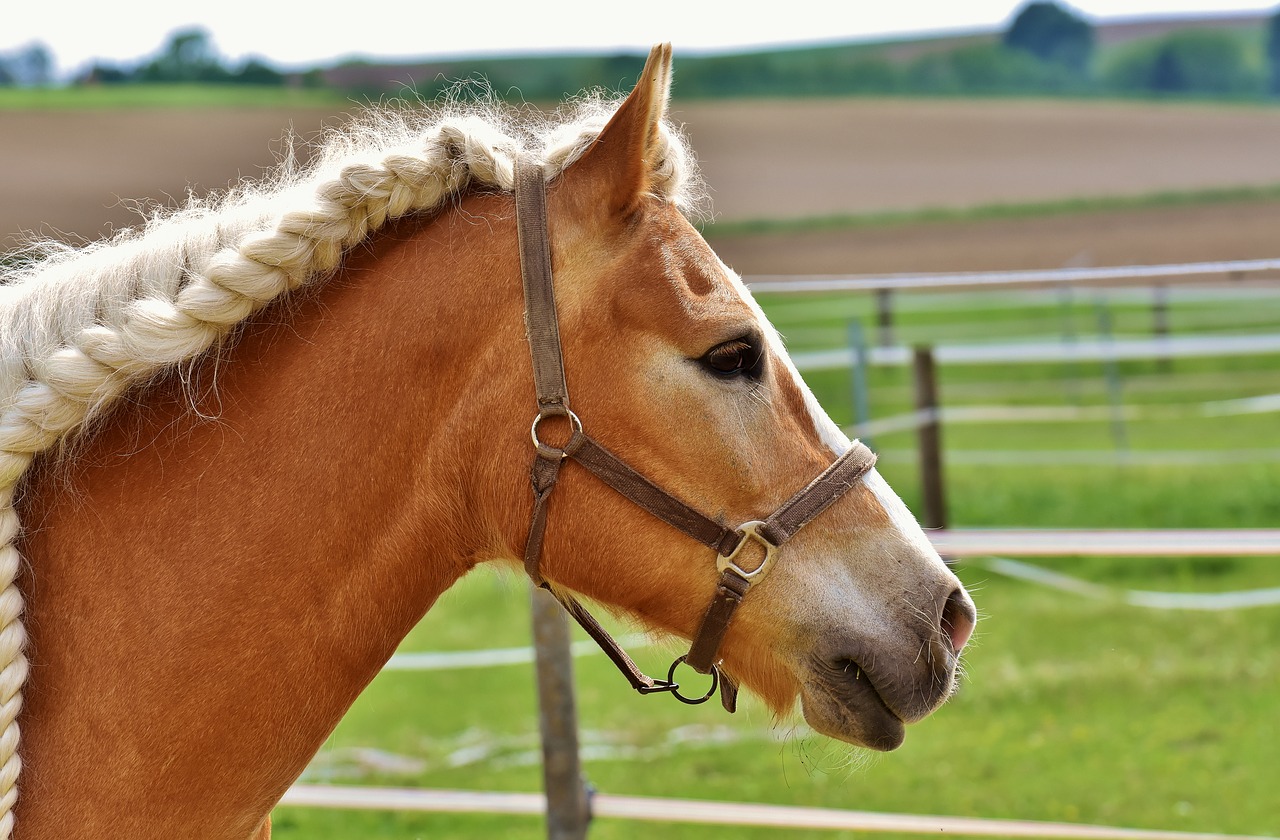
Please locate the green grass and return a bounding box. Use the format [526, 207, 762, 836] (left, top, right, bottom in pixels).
[0, 84, 349, 111]
[702, 184, 1280, 238]
[276, 565, 1280, 839]
[272, 287, 1279, 837]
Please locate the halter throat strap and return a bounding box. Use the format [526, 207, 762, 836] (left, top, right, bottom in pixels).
[513, 158, 876, 711]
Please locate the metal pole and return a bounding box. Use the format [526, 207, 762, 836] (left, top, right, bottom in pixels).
[911, 346, 947, 536]
[1152, 283, 1171, 373]
[875, 288, 894, 348]
[1058, 284, 1081, 406]
[530, 584, 591, 840]
[1094, 296, 1129, 454]
[847, 320, 873, 448]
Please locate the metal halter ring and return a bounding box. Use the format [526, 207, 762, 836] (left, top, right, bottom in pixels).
[665, 656, 719, 705]
[530, 408, 584, 460]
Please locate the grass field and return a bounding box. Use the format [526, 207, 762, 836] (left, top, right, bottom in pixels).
[273, 285, 1280, 838]
[0, 84, 348, 111]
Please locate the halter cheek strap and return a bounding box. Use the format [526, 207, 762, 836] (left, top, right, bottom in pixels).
[514, 158, 877, 711]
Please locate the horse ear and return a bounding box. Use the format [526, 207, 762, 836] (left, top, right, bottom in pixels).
[567, 43, 674, 217]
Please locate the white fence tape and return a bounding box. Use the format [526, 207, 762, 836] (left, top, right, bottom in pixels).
[747, 258, 1280, 294]
[929, 528, 1280, 557]
[793, 331, 1280, 370]
[977, 557, 1280, 610]
[278, 785, 1272, 839]
[384, 634, 650, 671]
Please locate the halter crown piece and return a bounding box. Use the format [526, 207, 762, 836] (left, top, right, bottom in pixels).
[514, 158, 877, 710]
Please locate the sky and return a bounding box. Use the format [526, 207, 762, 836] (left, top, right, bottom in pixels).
[4, 0, 1277, 78]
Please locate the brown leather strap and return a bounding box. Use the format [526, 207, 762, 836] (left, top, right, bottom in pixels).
[523, 454, 563, 585]
[543, 585, 668, 692]
[515, 159, 570, 409]
[684, 569, 751, 673]
[572, 436, 740, 555]
[516, 158, 680, 698]
[759, 443, 877, 548]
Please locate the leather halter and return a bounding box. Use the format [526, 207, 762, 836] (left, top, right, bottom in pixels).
[515, 158, 877, 711]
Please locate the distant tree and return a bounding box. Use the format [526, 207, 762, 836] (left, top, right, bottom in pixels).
[78, 62, 131, 85]
[948, 43, 1085, 93]
[300, 68, 328, 89]
[1004, 2, 1094, 73]
[597, 54, 646, 89]
[135, 28, 231, 83]
[1268, 7, 1280, 95]
[1147, 30, 1261, 96]
[0, 42, 55, 86]
[233, 58, 284, 85]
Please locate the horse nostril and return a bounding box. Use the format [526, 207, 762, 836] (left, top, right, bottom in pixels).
[940, 587, 976, 654]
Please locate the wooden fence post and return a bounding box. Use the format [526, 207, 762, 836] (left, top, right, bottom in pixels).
[912, 346, 947, 536]
[1152, 283, 1171, 372]
[1094, 296, 1129, 453]
[530, 585, 591, 840]
[875, 288, 895, 348]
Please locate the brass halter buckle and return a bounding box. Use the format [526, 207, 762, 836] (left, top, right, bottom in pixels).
[717, 520, 778, 587]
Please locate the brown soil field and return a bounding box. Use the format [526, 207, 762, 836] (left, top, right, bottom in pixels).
[4, 98, 1280, 273]
[672, 99, 1280, 220]
[706, 201, 1280, 275]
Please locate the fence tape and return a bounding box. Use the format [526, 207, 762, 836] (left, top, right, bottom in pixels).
[279, 785, 1274, 839]
[747, 258, 1280, 294]
[978, 557, 1280, 611]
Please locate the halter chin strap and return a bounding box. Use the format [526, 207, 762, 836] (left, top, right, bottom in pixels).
[514, 158, 877, 711]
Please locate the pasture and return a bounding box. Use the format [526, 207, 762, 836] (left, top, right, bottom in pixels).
[2, 89, 1277, 837]
[275, 283, 1280, 838]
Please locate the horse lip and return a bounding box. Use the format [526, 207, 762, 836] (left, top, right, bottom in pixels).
[801, 655, 906, 751]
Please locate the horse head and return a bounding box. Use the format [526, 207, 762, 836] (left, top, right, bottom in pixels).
[516, 45, 975, 750]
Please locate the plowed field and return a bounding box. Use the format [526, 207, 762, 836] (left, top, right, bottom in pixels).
[4, 98, 1280, 272]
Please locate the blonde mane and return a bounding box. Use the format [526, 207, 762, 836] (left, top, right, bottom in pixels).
[0, 95, 702, 834]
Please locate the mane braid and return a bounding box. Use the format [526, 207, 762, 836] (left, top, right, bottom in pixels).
[0, 94, 703, 835]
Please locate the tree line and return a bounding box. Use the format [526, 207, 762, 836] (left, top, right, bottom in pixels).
[4, 4, 1280, 100]
[0, 29, 284, 87]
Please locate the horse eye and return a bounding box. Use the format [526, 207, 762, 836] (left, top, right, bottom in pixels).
[701, 338, 763, 380]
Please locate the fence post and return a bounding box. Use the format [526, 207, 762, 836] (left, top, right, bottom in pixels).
[530, 585, 592, 840]
[912, 346, 947, 537]
[847, 320, 873, 448]
[875, 288, 895, 348]
[1152, 283, 1171, 372]
[1058, 284, 1082, 405]
[1094, 296, 1129, 454]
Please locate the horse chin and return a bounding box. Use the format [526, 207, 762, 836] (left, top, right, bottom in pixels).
[798, 659, 907, 751]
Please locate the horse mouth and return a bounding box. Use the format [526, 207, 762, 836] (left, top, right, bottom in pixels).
[800, 657, 906, 751]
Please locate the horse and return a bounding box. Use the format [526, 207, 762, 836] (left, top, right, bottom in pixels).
[0, 45, 975, 838]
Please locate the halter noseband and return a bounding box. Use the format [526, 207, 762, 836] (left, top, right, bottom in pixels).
[515, 159, 877, 711]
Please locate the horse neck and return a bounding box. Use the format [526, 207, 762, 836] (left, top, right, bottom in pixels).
[15, 192, 533, 834]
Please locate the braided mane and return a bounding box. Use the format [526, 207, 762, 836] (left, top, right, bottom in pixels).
[0, 94, 702, 834]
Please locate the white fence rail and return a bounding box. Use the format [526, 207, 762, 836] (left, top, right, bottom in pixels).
[746, 258, 1280, 294]
[279, 785, 1273, 839]
[930, 528, 1280, 557]
[793, 331, 1280, 370]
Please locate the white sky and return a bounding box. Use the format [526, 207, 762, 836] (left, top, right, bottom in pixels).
[5, 0, 1277, 78]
